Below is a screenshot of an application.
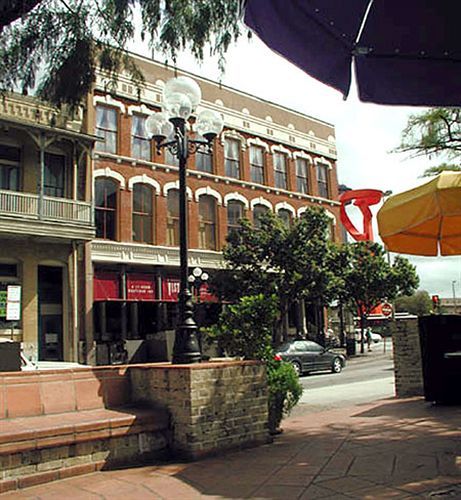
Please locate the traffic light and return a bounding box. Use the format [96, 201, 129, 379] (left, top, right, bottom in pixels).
[432, 295, 440, 308]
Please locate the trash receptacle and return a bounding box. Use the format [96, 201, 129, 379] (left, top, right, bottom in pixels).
[419, 315, 461, 404]
[0, 341, 21, 371]
[346, 337, 356, 356]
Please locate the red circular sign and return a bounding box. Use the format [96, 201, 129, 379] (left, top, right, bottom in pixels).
[381, 303, 393, 317]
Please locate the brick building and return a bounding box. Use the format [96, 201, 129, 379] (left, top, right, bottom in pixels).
[0, 93, 95, 363]
[87, 55, 341, 365]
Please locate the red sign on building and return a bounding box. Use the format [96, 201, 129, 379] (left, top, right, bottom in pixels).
[127, 274, 156, 301]
[93, 272, 120, 301]
[162, 278, 181, 302]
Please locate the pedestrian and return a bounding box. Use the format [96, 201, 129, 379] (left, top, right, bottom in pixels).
[366, 327, 372, 352]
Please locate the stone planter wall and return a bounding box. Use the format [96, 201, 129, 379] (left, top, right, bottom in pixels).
[392, 318, 424, 397]
[130, 360, 270, 459]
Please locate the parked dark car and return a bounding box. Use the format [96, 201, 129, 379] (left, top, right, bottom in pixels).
[274, 340, 346, 376]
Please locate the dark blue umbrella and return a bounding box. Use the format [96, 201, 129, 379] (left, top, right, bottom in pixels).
[243, 0, 461, 106]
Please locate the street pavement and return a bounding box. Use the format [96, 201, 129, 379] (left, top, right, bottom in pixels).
[2, 393, 461, 499]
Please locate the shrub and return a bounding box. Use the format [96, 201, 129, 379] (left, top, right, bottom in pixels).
[206, 293, 303, 433]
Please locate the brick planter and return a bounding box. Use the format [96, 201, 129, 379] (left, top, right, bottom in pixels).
[130, 360, 270, 459]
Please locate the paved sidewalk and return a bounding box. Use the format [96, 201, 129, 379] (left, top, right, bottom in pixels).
[2, 397, 461, 499]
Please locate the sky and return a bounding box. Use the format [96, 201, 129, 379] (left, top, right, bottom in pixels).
[129, 35, 461, 299]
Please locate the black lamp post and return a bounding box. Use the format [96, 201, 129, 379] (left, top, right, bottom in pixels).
[145, 76, 223, 364]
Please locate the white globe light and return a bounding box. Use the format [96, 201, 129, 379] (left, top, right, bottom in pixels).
[163, 92, 193, 120]
[145, 112, 173, 139]
[201, 272, 209, 282]
[196, 109, 224, 140]
[193, 267, 202, 277]
[163, 76, 201, 117]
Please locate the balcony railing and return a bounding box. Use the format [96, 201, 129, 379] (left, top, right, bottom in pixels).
[0, 189, 92, 225]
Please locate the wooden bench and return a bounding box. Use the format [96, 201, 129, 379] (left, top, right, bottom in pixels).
[0, 366, 170, 494]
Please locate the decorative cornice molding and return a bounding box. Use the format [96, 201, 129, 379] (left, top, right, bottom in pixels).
[127, 175, 160, 194]
[93, 95, 126, 114]
[163, 181, 193, 199]
[195, 186, 222, 205]
[275, 201, 296, 215]
[223, 192, 250, 209]
[250, 196, 273, 210]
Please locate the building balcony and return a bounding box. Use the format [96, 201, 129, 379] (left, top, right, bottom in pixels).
[0, 189, 95, 241]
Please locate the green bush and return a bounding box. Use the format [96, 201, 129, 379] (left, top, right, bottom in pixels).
[206, 293, 303, 434]
[266, 358, 303, 433]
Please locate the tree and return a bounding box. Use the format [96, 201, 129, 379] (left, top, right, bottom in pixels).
[211, 207, 337, 344]
[394, 290, 432, 316]
[0, 0, 243, 106]
[339, 241, 419, 353]
[395, 108, 461, 177]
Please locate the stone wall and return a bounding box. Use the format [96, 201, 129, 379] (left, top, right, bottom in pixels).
[392, 318, 424, 397]
[130, 360, 270, 459]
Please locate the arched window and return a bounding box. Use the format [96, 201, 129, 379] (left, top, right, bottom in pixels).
[253, 204, 269, 229]
[166, 189, 180, 246]
[199, 195, 217, 250]
[278, 208, 293, 227]
[133, 184, 154, 243]
[95, 178, 118, 240]
[227, 200, 245, 236]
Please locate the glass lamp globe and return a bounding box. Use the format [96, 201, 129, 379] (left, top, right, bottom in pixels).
[196, 109, 224, 141]
[201, 272, 209, 282]
[163, 76, 201, 118]
[163, 92, 193, 120]
[145, 112, 174, 140]
[192, 267, 202, 277]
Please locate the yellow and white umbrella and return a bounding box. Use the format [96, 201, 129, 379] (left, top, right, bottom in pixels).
[377, 172, 461, 256]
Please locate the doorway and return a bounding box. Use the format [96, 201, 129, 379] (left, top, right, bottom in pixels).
[38, 266, 63, 361]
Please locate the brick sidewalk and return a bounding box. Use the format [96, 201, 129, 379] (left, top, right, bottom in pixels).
[2, 396, 461, 499]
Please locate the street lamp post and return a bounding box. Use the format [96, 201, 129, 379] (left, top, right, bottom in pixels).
[145, 77, 223, 364]
[452, 280, 457, 314]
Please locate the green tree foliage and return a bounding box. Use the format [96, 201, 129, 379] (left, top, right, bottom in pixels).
[0, 0, 243, 106]
[211, 207, 337, 343]
[394, 290, 433, 316]
[395, 108, 461, 177]
[207, 294, 277, 361]
[338, 241, 419, 352]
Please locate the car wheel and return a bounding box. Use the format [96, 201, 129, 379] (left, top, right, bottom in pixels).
[331, 357, 342, 374]
[291, 361, 302, 376]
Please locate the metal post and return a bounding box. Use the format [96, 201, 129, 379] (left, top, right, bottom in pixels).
[171, 119, 201, 364]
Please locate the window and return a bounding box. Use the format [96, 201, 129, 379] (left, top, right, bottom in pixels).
[44, 153, 66, 197]
[196, 149, 213, 173]
[132, 184, 154, 243]
[166, 189, 180, 246]
[95, 178, 117, 240]
[317, 163, 330, 198]
[95, 106, 117, 154]
[278, 208, 293, 227]
[250, 146, 265, 184]
[296, 158, 309, 194]
[199, 195, 217, 250]
[224, 138, 240, 179]
[0, 144, 20, 191]
[131, 115, 150, 161]
[227, 200, 244, 236]
[165, 148, 179, 167]
[273, 152, 288, 189]
[253, 204, 269, 229]
[327, 219, 336, 242]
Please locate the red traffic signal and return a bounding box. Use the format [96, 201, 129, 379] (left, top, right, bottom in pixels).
[431, 295, 440, 306]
